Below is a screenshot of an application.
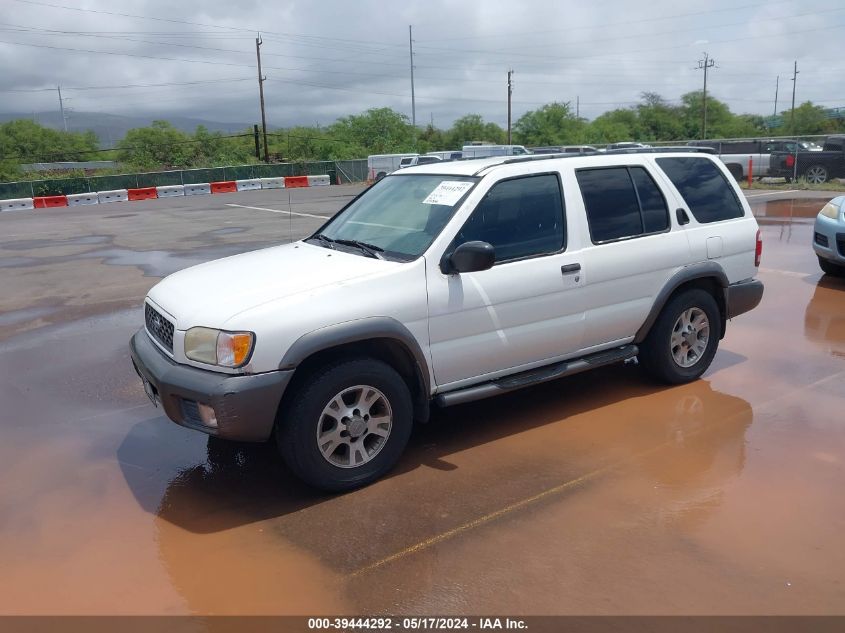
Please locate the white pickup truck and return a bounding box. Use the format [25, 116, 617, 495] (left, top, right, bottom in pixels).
[131, 149, 764, 491]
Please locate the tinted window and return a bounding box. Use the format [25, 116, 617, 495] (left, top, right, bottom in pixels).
[657, 157, 744, 223]
[630, 167, 669, 233]
[454, 174, 564, 262]
[577, 167, 642, 242]
[720, 141, 760, 154]
[417, 156, 440, 164]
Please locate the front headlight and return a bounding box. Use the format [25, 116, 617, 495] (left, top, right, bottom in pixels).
[819, 201, 841, 219]
[184, 327, 255, 368]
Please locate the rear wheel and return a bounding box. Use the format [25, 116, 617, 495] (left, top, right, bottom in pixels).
[375, 171, 387, 181]
[639, 289, 722, 384]
[276, 358, 413, 491]
[818, 256, 845, 277]
[804, 164, 829, 184]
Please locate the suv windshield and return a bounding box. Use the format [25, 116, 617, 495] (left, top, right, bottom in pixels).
[309, 174, 478, 261]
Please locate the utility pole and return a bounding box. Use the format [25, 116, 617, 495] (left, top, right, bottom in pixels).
[57, 85, 68, 132]
[773, 75, 779, 119]
[576, 95, 580, 119]
[790, 60, 799, 133]
[507, 69, 513, 144]
[253, 124, 261, 160]
[697, 52, 715, 140]
[255, 33, 269, 162]
[409, 25, 416, 128]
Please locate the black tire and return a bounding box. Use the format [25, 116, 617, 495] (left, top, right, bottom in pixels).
[375, 171, 387, 181]
[818, 256, 845, 277]
[726, 164, 743, 181]
[639, 289, 722, 385]
[276, 357, 413, 492]
[804, 164, 829, 184]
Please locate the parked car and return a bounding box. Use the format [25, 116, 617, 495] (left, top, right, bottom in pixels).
[770, 135, 845, 184]
[398, 155, 442, 168]
[606, 142, 651, 151]
[367, 153, 417, 180]
[813, 196, 845, 276]
[426, 150, 463, 161]
[461, 144, 531, 158]
[691, 138, 826, 181]
[131, 149, 764, 491]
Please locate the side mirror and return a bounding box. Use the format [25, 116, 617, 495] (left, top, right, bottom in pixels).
[441, 241, 495, 274]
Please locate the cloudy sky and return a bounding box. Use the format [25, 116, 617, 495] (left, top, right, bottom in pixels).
[1, 0, 843, 130]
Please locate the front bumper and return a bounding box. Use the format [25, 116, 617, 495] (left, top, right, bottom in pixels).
[813, 215, 845, 265]
[725, 279, 764, 319]
[129, 328, 292, 441]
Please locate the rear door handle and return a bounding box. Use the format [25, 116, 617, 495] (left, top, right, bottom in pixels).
[561, 263, 582, 274]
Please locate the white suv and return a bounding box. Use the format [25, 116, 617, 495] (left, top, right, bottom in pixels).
[131, 150, 764, 491]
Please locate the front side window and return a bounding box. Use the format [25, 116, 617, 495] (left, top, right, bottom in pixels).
[312, 174, 478, 260]
[576, 166, 669, 243]
[656, 156, 744, 224]
[452, 174, 565, 262]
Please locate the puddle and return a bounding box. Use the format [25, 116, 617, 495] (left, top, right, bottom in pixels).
[4, 235, 112, 251]
[750, 198, 826, 222]
[0, 306, 59, 326]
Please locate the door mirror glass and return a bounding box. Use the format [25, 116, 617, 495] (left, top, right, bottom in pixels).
[443, 241, 495, 274]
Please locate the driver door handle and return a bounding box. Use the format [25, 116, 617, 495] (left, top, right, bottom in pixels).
[560, 263, 582, 275]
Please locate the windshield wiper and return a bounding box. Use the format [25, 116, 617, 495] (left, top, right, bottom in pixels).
[332, 239, 385, 259]
[309, 233, 336, 250]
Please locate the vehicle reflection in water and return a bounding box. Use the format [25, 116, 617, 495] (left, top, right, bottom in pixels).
[804, 276, 845, 360]
[750, 198, 824, 243]
[117, 365, 753, 612]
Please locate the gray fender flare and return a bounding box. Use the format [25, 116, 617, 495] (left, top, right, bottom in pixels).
[278, 317, 432, 416]
[634, 262, 729, 344]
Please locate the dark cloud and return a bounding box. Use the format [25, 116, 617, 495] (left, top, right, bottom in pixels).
[1, 0, 842, 128]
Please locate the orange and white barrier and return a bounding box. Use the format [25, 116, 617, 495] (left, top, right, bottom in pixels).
[184, 183, 211, 196]
[156, 185, 185, 197]
[67, 193, 99, 206]
[0, 197, 35, 211]
[98, 189, 129, 204]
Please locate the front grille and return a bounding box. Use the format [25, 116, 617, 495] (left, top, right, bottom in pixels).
[838, 234, 845, 257]
[815, 232, 829, 248]
[145, 303, 174, 352]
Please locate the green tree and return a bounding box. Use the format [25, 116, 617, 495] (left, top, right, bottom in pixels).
[328, 107, 415, 155]
[0, 119, 99, 163]
[780, 101, 835, 135]
[116, 121, 193, 169]
[586, 108, 641, 143]
[635, 93, 685, 141]
[446, 114, 505, 147]
[513, 101, 586, 146]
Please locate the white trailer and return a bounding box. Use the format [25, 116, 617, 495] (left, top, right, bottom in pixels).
[367, 153, 417, 180]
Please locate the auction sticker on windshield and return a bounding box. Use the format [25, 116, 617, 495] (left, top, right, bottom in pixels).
[423, 181, 474, 206]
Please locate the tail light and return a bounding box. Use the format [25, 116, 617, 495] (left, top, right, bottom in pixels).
[785, 154, 795, 168]
[755, 229, 762, 267]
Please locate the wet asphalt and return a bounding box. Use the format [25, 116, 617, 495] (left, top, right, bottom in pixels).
[1, 185, 844, 615]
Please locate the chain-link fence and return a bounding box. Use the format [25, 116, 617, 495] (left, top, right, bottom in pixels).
[0, 159, 369, 198]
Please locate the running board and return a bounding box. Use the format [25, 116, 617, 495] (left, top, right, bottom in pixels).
[434, 344, 639, 408]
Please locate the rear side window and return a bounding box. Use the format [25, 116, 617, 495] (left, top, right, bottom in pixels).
[454, 174, 565, 262]
[656, 157, 744, 224]
[576, 166, 669, 243]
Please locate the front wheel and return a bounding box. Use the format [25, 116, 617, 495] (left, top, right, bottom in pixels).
[276, 358, 413, 491]
[818, 256, 845, 277]
[639, 289, 722, 384]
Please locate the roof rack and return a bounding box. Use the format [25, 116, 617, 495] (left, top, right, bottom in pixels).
[471, 146, 715, 176]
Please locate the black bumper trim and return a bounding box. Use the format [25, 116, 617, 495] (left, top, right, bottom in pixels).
[129, 328, 292, 441]
[726, 279, 764, 319]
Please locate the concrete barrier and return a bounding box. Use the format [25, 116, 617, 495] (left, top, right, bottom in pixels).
[98, 189, 129, 204]
[34, 195, 68, 208]
[66, 193, 99, 207]
[235, 179, 261, 191]
[210, 181, 238, 194]
[307, 174, 331, 187]
[259, 177, 286, 189]
[156, 185, 185, 198]
[0, 197, 34, 211]
[128, 187, 157, 201]
[285, 176, 309, 188]
[184, 183, 211, 196]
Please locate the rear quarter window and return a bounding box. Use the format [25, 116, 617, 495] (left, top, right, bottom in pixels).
[656, 157, 745, 224]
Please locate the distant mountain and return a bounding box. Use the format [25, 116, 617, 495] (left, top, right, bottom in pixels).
[0, 111, 253, 148]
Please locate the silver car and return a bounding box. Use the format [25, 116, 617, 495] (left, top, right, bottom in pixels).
[814, 196, 845, 276]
